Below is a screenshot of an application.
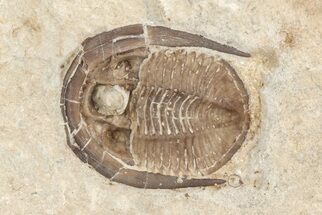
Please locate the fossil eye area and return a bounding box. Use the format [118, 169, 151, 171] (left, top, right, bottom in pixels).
[61, 24, 250, 189]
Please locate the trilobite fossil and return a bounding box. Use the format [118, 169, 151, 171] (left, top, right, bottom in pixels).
[61, 24, 250, 189]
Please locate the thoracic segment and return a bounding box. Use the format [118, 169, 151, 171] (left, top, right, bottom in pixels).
[134, 85, 239, 136]
[131, 84, 241, 176]
[129, 50, 245, 176]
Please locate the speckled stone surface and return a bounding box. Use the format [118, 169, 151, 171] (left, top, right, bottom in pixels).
[0, 0, 321, 214]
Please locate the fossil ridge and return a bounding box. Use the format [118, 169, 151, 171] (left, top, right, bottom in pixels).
[61, 24, 250, 189]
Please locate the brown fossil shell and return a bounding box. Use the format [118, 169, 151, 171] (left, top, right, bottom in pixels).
[61, 24, 250, 189]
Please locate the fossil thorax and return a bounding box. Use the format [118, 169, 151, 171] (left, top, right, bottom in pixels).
[61, 24, 250, 188]
[130, 50, 248, 177]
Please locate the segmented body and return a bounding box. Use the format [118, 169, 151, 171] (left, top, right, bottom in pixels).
[131, 50, 247, 176]
[61, 24, 250, 189]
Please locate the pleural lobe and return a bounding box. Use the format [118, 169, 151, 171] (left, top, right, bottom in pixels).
[130, 50, 249, 177]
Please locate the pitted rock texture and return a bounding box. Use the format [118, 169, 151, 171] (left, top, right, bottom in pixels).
[1, 0, 322, 213]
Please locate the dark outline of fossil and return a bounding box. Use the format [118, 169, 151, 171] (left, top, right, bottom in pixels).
[61, 24, 250, 189]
